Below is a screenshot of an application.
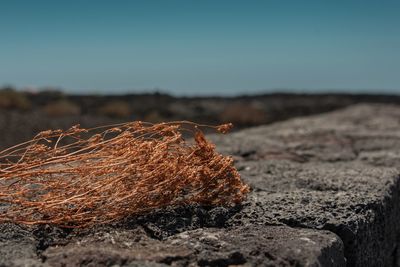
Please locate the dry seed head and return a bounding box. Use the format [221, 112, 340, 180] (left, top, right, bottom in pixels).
[0, 121, 249, 228]
[217, 123, 234, 134]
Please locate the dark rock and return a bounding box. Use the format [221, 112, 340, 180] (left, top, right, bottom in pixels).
[2, 104, 400, 266]
[168, 226, 344, 267]
[39, 225, 344, 267]
[0, 223, 43, 266]
[211, 104, 400, 266]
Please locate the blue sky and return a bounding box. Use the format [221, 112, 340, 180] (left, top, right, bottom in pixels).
[0, 0, 399, 95]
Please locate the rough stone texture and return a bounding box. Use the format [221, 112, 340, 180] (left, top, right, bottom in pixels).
[0, 223, 40, 267]
[1, 104, 400, 266]
[211, 104, 400, 266]
[0, 209, 344, 267]
[36, 225, 342, 267]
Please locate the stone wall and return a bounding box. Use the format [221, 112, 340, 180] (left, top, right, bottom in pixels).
[1, 104, 400, 266]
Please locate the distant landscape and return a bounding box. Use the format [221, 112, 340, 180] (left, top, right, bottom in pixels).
[1, 86, 400, 149]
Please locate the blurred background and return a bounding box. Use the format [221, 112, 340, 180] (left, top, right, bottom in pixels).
[0, 0, 399, 149]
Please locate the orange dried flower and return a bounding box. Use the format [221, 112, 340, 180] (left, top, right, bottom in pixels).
[0, 121, 249, 228]
[217, 123, 234, 134]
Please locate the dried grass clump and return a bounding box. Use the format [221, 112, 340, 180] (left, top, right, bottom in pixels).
[0, 121, 249, 228]
[97, 101, 132, 118]
[42, 100, 81, 117]
[0, 88, 31, 111]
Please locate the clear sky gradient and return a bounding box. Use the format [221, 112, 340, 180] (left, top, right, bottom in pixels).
[1, 0, 399, 95]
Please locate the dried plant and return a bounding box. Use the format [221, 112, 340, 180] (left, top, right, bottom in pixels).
[0, 121, 249, 228]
